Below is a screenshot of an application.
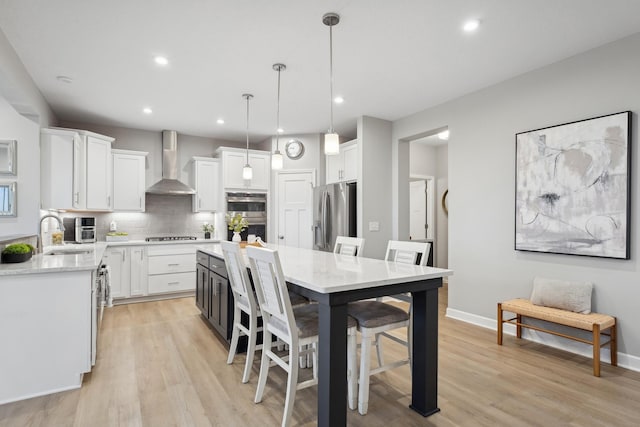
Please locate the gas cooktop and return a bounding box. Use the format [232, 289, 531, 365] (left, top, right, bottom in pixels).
[144, 236, 198, 242]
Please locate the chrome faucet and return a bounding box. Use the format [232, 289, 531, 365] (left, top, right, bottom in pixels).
[37, 214, 65, 254]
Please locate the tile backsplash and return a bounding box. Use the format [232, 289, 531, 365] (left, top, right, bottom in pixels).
[60, 194, 220, 241]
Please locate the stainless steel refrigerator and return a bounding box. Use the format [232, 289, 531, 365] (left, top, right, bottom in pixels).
[312, 182, 357, 252]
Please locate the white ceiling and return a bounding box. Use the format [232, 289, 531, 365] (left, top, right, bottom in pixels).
[1, 0, 640, 143]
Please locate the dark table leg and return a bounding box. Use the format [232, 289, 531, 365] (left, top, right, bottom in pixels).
[317, 302, 348, 427]
[410, 286, 440, 416]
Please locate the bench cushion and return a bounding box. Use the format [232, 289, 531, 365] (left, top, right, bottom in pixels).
[501, 298, 615, 331]
[530, 277, 593, 314]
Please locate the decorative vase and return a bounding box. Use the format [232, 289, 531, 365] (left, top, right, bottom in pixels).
[204, 232, 211, 240]
[232, 231, 241, 243]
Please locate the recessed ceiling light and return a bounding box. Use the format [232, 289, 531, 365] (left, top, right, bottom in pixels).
[154, 56, 169, 66]
[463, 19, 480, 32]
[334, 96, 344, 104]
[143, 107, 153, 114]
[56, 75, 73, 84]
[277, 128, 284, 134]
[216, 118, 225, 125]
[438, 130, 450, 140]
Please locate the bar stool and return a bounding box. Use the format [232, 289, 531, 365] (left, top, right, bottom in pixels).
[246, 246, 358, 427]
[348, 240, 431, 415]
[221, 241, 262, 384]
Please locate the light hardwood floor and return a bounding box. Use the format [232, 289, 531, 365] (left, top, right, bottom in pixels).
[2, 285, 640, 426]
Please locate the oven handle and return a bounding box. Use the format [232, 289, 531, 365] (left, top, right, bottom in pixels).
[226, 197, 267, 203]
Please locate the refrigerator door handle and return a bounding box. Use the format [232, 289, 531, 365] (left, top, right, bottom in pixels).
[323, 190, 331, 250]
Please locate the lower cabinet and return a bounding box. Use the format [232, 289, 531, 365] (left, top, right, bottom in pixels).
[147, 245, 196, 294]
[103, 246, 147, 299]
[196, 250, 233, 342]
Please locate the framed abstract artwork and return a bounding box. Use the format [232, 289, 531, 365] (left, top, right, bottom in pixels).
[515, 111, 631, 259]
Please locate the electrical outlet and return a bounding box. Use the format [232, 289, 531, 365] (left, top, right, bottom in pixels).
[368, 221, 380, 232]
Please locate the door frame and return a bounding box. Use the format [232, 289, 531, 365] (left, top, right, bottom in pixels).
[273, 169, 317, 247]
[409, 173, 435, 261]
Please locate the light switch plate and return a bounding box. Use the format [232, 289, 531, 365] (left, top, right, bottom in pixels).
[368, 221, 380, 232]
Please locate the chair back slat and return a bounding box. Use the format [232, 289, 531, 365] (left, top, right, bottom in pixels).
[385, 240, 432, 266]
[246, 246, 295, 338]
[221, 241, 256, 310]
[334, 236, 365, 257]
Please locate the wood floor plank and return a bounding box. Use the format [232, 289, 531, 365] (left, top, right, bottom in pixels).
[1, 289, 640, 426]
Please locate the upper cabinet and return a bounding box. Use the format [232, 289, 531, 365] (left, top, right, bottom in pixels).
[326, 139, 358, 184]
[217, 147, 270, 191]
[112, 149, 148, 212]
[191, 157, 219, 212]
[41, 128, 114, 211]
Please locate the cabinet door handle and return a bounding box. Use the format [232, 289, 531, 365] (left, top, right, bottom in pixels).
[199, 198, 201, 209]
[107, 195, 111, 207]
[139, 197, 142, 208]
[140, 250, 144, 261]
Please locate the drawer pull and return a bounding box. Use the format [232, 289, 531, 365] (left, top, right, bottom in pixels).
[168, 263, 180, 266]
[168, 282, 180, 285]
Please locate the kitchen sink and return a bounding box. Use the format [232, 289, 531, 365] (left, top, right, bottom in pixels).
[45, 249, 93, 256]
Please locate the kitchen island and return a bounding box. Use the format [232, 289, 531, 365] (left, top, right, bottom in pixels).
[197, 243, 452, 427]
[0, 244, 107, 404]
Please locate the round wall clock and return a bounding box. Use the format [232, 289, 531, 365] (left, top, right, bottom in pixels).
[285, 139, 305, 159]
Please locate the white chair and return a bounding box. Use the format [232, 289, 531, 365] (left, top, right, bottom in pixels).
[246, 246, 358, 427]
[333, 236, 365, 256]
[221, 241, 261, 384]
[348, 239, 431, 415]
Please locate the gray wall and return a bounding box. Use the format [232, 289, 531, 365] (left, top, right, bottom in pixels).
[358, 116, 393, 258]
[0, 28, 55, 239]
[392, 33, 640, 361]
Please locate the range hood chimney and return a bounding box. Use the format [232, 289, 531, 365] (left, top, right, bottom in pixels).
[145, 130, 196, 195]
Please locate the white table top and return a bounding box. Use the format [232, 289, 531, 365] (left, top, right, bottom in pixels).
[197, 243, 453, 294]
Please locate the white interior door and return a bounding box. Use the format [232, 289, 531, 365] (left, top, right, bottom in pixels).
[410, 180, 427, 240]
[277, 171, 314, 249]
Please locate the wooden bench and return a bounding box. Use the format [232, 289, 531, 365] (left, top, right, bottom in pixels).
[497, 298, 617, 376]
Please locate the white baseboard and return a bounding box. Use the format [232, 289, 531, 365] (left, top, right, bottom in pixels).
[445, 307, 640, 373]
[0, 383, 81, 405]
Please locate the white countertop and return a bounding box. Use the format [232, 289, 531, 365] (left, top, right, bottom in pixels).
[0, 239, 221, 276]
[0, 243, 108, 276]
[197, 243, 453, 294]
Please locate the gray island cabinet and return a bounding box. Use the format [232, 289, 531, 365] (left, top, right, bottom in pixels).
[196, 250, 233, 343]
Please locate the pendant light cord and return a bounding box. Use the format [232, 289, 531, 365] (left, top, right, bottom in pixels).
[245, 95, 250, 163]
[276, 67, 281, 150]
[329, 23, 334, 133]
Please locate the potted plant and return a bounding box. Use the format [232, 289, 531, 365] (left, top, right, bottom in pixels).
[202, 223, 215, 239]
[225, 213, 249, 242]
[1, 243, 35, 263]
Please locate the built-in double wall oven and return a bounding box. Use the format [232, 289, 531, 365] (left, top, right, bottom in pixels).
[226, 192, 267, 242]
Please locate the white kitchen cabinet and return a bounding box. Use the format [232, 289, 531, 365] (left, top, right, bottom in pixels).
[191, 157, 219, 212]
[113, 149, 148, 212]
[103, 246, 148, 299]
[218, 147, 270, 191]
[147, 244, 196, 294]
[326, 139, 358, 184]
[103, 247, 129, 299]
[85, 135, 113, 210]
[129, 246, 148, 296]
[41, 127, 114, 211]
[41, 128, 84, 210]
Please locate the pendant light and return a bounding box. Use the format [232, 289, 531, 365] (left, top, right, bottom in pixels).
[271, 63, 286, 170]
[242, 93, 254, 180]
[323, 12, 340, 156]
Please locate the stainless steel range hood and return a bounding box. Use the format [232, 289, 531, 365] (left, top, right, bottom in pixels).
[146, 130, 196, 195]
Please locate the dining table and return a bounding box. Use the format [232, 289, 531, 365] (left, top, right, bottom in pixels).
[200, 243, 453, 427]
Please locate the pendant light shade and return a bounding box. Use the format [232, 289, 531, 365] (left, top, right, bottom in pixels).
[323, 12, 340, 156]
[272, 63, 286, 170]
[242, 93, 253, 180]
[324, 133, 339, 155]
